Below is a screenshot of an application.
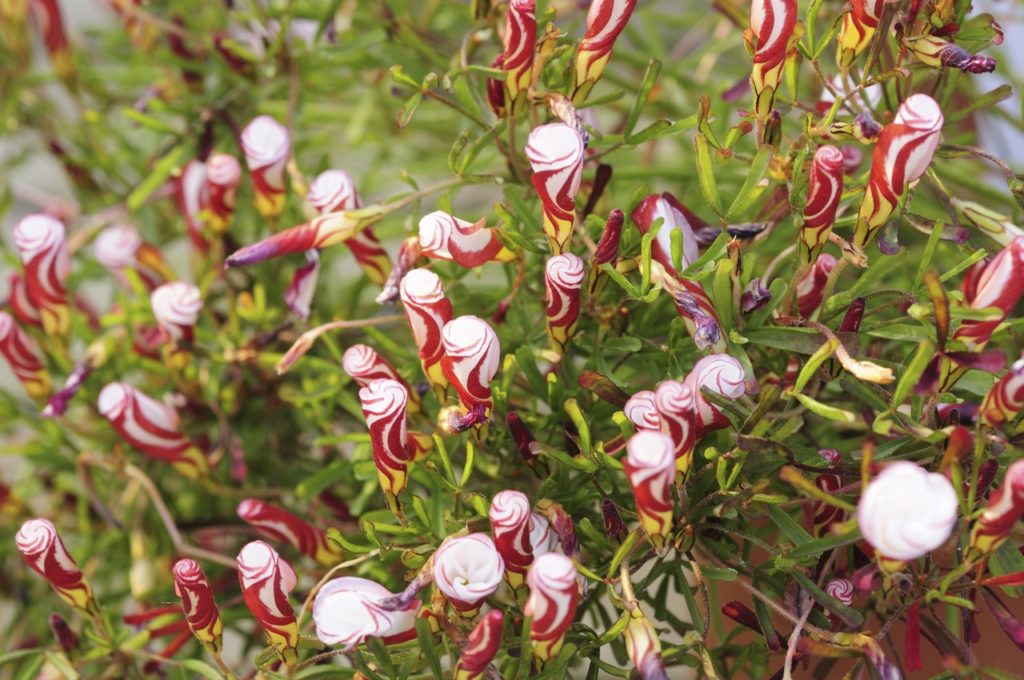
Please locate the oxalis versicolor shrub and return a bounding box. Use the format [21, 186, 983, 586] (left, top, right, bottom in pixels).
[1, 0, 1022, 678]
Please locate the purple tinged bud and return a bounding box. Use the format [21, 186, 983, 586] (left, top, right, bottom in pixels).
[983, 588, 1024, 652]
[593, 209, 624, 267]
[855, 111, 881, 140]
[740, 277, 772, 313]
[838, 298, 865, 333]
[878, 220, 900, 255]
[506, 411, 538, 463]
[601, 499, 627, 542]
[49, 613, 78, 652]
[42, 362, 93, 418]
[818, 448, 841, 465]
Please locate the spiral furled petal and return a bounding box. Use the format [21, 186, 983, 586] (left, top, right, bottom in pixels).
[237, 499, 341, 566]
[502, 0, 535, 104]
[572, 0, 638, 103]
[359, 379, 413, 497]
[16, 518, 95, 613]
[489, 490, 534, 588]
[241, 115, 291, 218]
[796, 253, 836, 317]
[283, 250, 320, 320]
[312, 577, 419, 650]
[631, 192, 701, 272]
[200, 153, 241, 234]
[653, 381, 696, 475]
[442, 316, 501, 417]
[433, 533, 505, 615]
[623, 431, 676, 549]
[419, 211, 514, 268]
[836, 0, 884, 68]
[7, 273, 41, 328]
[624, 607, 669, 680]
[400, 269, 452, 389]
[749, 0, 797, 117]
[530, 512, 560, 556]
[237, 541, 298, 661]
[853, 94, 944, 251]
[13, 213, 70, 335]
[308, 169, 390, 284]
[625, 390, 661, 432]
[544, 253, 585, 356]
[683, 353, 746, 439]
[0, 311, 50, 399]
[525, 553, 579, 662]
[150, 282, 202, 342]
[97, 382, 209, 479]
[825, 578, 855, 605]
[801, 145, 845, 264]
[953, 236, 1024, 349]
[94, 224, 168, 291]
[857, 461, 958, 562]
[525, 123, 586, 253]
[343, 344, 407, 389]
[454, 609, 504, 680]
[981, 356, 1024, 428]
[172, 559, 223, 650]
[969, 460, 1024, 560]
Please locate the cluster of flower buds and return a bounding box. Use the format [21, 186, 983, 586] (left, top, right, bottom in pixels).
[544, 253, 585, 356]
[237, 499, 341, 566]
[441, 315, 501, 420]
[853, 94, 944, 252]
[906, 35, 996, 74]
[502, 0, 535, 107]
[432, 533, 505, 616]
[313, 576, 420, 650]
[308, 169, 391, 285]
[981, 355, 1024, 428]
[525, 553, 579, 662]
[624, 606, 669, 680]
[343, 344, 420, 412]
[836, 0, 884, 69]
[748, 0, 797, 118]
[796, 254, 836, 317]
[968, 460, 1024, 560]
[953, 236, 1024, 351]
[489, 490, 535, 589]
[241, 115, 291, 219]
[572, 0, 638, 103]
[93, 224, 171, 291]
[858, 461, 958, 565]
[525, 123, 586, 254]
[13, 213, 70, 336]
[237, 541, 298, 663]
[800, 146, 845, 264]
[0, 311, 50, 400]
[16, 518, 97, 614]
[97, 382, 210, 479]
[171, 559, 223, 651]
[359, 378, 415, 501]
[28, 0, 73, 81]
[623, 431, 676, 550]
[200, 153, 242, 234]
[454, 610, 504, 680]
[400, 269, 452, 390]
[418, 211, 515, 268]
[150, 282, 202, 343]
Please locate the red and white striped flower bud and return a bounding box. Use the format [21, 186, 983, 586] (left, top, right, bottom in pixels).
[313, 576, 420, 650]
[683, 353, 746, 439]
[954, 236, 1024, 350]
[749, 0, 797, 117]
[981, 356, 1024, 428]
[172, 559, 223, 651]
[624, 390, 661, 432]
[623, 431, 676, 550]
[16, 518, 95, 613]
[150, 282, 202, 343]
[489, 490, 534, 589]
[836, 0, 884, 69]
[400, 269, 452, 389]
[283, 250, 320, 320]
[801, 145, 845, 264]
[806, 472, 845, 537]
[94, 224, 170, 291]
[7, 273, 41, 328]
[13, 213, 70, 335]
[525, 123, 586, 254]
[454, 609, 504, 680]
[237, 499, 341, 566]
[28, 0, 73, 80]
[200, 153, 241, 234]
[237, 541, 298, 662]
[530, 512, 560, 556]
[433, 533, 505, 616]
[653, 381, 696, 475]
[853, 94, 944, 251]
[631, 193, 701, 271]
[342, 344, 421, 414]
[241, 115, 291, 218]
[486, 54, 507, 117]
[418, 211, 514, 268]
[907, 35, 996, 74]
[308, 169, 391, 285]
[502, 0, 535, 105]
[572, 0, 638, 103]
[442, 315, 501, 417]
[525, 552, 579, 662]
[225, 209, 375, 268]
[969, 460, 1024, 560]
[359, 379, 413, 498]
[177, 160, 210, 253]
[825, 578, 855, 605]
[858, 461, 958, 563]
[796, 253, 836, 317]
[0, 311, 50, 399]
[624, 607, 668, 680]
[544, 253, 585, 356]
[592, 208, 625, 269]
[97, 382, 210, 479]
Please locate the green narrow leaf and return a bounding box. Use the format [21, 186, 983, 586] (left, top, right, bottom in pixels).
[415, 618, 444, 678]
[915, 217, 945, 287]
[624, 59, 662, 137]
[711, 259, 736, 333]
[767, 506, 814, 546]
[396, 92, 423, 128]
[180, 660, 224, 680]
[726, 145, 774, 220]
[891, 339, 936, 407]
[456, 120, 506, 174]
[793, 338, 839, 393]
[694, 133, 723, 216]
[789, 391, 857, 423]
[787, 527, 862, 560]
[447, 130, 471, 173]
[126, 145, 185, 211]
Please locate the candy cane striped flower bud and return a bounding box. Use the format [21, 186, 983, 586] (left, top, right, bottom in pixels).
[683, 353, 746, 439]
[525, 553, 578, 662]
[237, 541, 298, 662]
[237, 499, 341, 566]
[454, 610, 504, 680]
[624, 431, 676, 550]
[486, 54, 506, 117]
[836, 0, 884, 69]
[0, 312, 50, 399]
[200, 153, 241, 234]
[241, 115, 291, 219]
[572, 0, 638, 103]
[502, 0, 535, 106]
[226, 207, 377, 268]
[94, 224, 170, 291]
[796, 253, 836, 317]
[313, 577, 420, 650]
[624, 607, 668, 680]
[442, 315, 501, 418]
[853, 94, 944, 252]
[749, 0, 797, 117]
[981, 356, 1024, 428]
[308, 169, 391, 285]
[953, 236, 1024, 350]
[489, 490, 534, 589]
[16, 518, 96, 613]
[653, 381, 696, 475]
[178, 160, 210, 253]
[433, 533, 505, 616]
[13, 213, 70, 335]
[359, 379, 413, 498]
[7, 273, 41, 327]
[419, 211, 515, 268]
[172, 559, 223, 651]
[400, 269, 452, 390]
[530, 512, 560, 555]
[28, 0, 73, 80]
[526, 123, 586, 254]
[968, 460, 1024, 560]
[858, 461, 958, 563]
[624, 390, 661, 432]
[150, 282, 202, 343]
[631, 193, 701, 272]
[801, 145, 845, 264]
[906, 35, 996, 74]
[592, 209, 624, 268]
[97, 382, 210, 479]
[825, 578, 855, 605]
[544, 253, 585, 356]
[343, 344, 408, 389]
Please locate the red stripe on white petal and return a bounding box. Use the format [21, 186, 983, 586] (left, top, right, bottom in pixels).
[441, 316, 501, 413]
[490, 490, 534, 577]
